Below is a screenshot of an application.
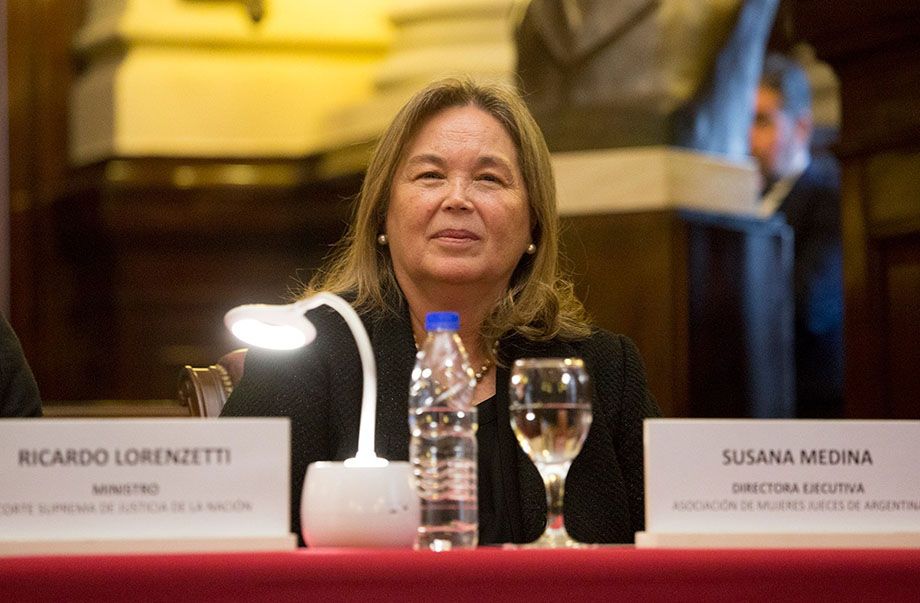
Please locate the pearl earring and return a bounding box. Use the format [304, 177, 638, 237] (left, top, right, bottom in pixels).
[377, 234, 388, 245]
[526, 243, 536, 255]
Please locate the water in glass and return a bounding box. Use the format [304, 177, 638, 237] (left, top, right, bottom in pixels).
[509, 357, 592, 548]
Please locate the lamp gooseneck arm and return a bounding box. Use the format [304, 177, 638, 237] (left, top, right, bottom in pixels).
[297, 293, 382, 466]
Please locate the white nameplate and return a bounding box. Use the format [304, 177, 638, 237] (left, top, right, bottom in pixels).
[637, 419, 920, 547]
[0, 418, 294, 553]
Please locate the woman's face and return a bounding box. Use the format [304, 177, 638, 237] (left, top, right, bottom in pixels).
[386, 105, 532, 296]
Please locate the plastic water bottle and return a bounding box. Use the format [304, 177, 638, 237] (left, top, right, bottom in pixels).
[408, 311, 478, 551]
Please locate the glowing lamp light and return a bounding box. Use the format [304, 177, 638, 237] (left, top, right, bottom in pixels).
[228, 318, 312, 351]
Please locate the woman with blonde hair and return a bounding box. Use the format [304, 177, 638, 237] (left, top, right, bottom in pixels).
[222, 77, 659, 545]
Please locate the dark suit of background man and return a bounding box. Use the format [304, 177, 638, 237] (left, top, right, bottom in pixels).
[0, 312, 43, 417]
[750, 53, 844, 418]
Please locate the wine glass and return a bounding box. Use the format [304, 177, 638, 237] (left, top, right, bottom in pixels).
[509, 357, 593, 548]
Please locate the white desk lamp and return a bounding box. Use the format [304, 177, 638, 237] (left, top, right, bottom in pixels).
[225, 292, 384, 467]
[224, 292, 418, 547]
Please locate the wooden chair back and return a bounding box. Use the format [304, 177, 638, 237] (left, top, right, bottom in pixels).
[177, 349, 247, 417]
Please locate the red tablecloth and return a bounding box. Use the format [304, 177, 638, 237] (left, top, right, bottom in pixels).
[2, 547, 919, 602]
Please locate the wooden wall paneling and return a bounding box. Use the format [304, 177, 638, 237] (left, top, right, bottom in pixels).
[864, 150, 920, 419]
[795, 0, 920, 418]
[562, 209, 794, 419]
[836, 147, 920, 419]
[837, 157, 886, 417]
[51, 161, 359, 401]
[1, 0, 8, 314]
[562, 211, 689, 418]
[7, 0, 87, 395]
[7, 0, 42, 336]
[7, 0, 368, 403]
[885, 239, 920, 419]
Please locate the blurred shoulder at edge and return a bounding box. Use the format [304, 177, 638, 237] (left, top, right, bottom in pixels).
[0, 312, 44, 417]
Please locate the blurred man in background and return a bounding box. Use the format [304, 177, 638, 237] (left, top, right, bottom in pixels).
[750, 52, 844, 418]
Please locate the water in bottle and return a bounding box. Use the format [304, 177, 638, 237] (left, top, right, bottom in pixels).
[408, 311, 478, 551]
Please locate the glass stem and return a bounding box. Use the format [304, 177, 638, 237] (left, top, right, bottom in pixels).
[541, 464, 569, 542]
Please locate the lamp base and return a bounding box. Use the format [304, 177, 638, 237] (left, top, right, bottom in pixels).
[301, 461, 419, 548]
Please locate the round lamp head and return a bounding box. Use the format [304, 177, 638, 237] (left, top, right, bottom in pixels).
[224, 303, 316, 350]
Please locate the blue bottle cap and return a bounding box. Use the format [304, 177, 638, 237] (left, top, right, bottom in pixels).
[425, 311, 460, 331]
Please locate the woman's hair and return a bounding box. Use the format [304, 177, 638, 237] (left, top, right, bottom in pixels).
[305, 77, 590, 355]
